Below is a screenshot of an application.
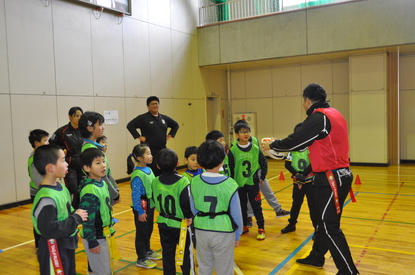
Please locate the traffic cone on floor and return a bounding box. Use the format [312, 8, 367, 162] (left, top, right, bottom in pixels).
[355, 175, 361, 185]
[279, 171, 285, 180]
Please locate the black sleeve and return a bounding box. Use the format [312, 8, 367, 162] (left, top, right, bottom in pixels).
[180, 186, 193, 219]
[258, 150, 267, 180]
[49, 127, 64, 148]
[302, 165, 313, 176]
[285, 159, 297, 176]
[36, 203, 82, 239]
[126, 116, 142, 140]
[164, 115, 179, 138]
[227, 150, 235, 179]
[270, 112, 330, 152]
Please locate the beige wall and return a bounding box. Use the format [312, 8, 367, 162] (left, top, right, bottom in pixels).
[400, 55, 415, 160]
[198, 0, 415, 66]
[0, 0, 208, 205]
[228, 61, 350, 144]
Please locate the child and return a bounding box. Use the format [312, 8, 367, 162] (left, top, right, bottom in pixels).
[181, 146, 204, 182]
[28, 129, 50, 201]
[228, 121, 267, 240]
[151, 148, 194, 275]
[79, 147, 116, 274]
[190, 140, 242, 275]
[231, 120, 290, 228]
[28, 129, 50, 249]
[97, 135, 107, 153]
[31, 145, 88, 275]
[79, 111, 120, 205]
[281, 123, 316, 235]
[127, 144, 162, 269]
[205, 130, 229, 176]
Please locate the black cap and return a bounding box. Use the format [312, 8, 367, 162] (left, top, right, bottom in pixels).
[302, 83, 327, 102]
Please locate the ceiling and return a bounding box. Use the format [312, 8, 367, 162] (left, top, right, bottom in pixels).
[205, 44, 415, 71]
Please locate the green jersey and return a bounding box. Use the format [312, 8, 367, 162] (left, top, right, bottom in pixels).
[230, 143, 260, 187]
[31, 183, 76, 236]
[191, 175, 238, 232]
[152, 176, 189, 228]
[130, 168, 155, 208]
[79, 178, 114, 237]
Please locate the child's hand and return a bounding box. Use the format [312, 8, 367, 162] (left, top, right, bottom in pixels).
[75, 209, 88, 221]
[235, 241, 240, 248]
[186, 218, 192, 226]
[114, 198, 121, 204]
[138, 213, 147, 222]
[90, 245, 101, 254]
[259, 179, 264, 187]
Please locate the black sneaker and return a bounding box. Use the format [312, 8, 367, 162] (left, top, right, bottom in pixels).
[296, 257, 324, 268]
[276, 209, 290, 217]
[281, 224, 296, 233]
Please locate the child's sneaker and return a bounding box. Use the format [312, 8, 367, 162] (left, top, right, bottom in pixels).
[242, 226, 249, 234]
[276, 209, 290, 217]
[257, 229, 266, 240]
[136, 258, 157, 269]
[146, 250, 162, 260]
[247, 217, 253, 228]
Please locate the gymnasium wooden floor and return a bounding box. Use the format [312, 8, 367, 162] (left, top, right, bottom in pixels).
[1, 160, 414, 275]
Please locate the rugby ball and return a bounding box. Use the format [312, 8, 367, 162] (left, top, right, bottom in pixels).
[261, 137, 285, 160]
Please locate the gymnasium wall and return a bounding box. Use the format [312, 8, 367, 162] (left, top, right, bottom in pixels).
[198, 0, 415, 66]
[0, 0, 209, 206]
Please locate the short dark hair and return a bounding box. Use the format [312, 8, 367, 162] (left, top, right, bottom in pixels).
[156, 148, 178, 172]
[80, 148, 105, 173]
[146, 96, 160, 106]
[96, 135, 107, 144]
[205, 130, 224, 141]
[234, 121, 250, 134]
[184, 146, 198, 158]
[302, 83, 327, 103]
[79, 111, 105, 138]
[68, 106, 83, 116]
[197, 140, 225, 170]
[127, 143, 150, 174]
[33, 145, 61, 175]
[28, 129, 49, 148]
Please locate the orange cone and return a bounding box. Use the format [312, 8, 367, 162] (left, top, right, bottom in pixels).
[279, 171, 285, 180]
[355, 175, 361, 185]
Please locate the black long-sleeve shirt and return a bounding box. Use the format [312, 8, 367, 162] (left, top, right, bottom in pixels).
[126, 112, 179, 150]
[49, 123, 84, 167]
[270, 101, 332, 152]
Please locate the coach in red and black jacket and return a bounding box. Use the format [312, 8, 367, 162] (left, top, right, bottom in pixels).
[49, 106, 84, 208]
[262, 83, 359, 275]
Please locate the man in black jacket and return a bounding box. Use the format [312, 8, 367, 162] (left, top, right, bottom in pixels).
[127, 96, 179, 176]
[49, 106, 84, 208]
[262, 83, 358, 275]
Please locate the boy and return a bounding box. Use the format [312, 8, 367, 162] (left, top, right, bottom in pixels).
[28, 129, 50, 248]
[97, 135, 107, 153]
[79, 148, 116, 274]
[228, 121, 267, 240]
[205, 130, 229, 176]
[281, 123, 316, 235]
[79, 111, 120, 205]
[28, 129, 49, 201]
[190, 140, 242, 275]
[31, 145, 88, 275]
[181, 146, 204, 182]
[152, 148, 194, 275]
